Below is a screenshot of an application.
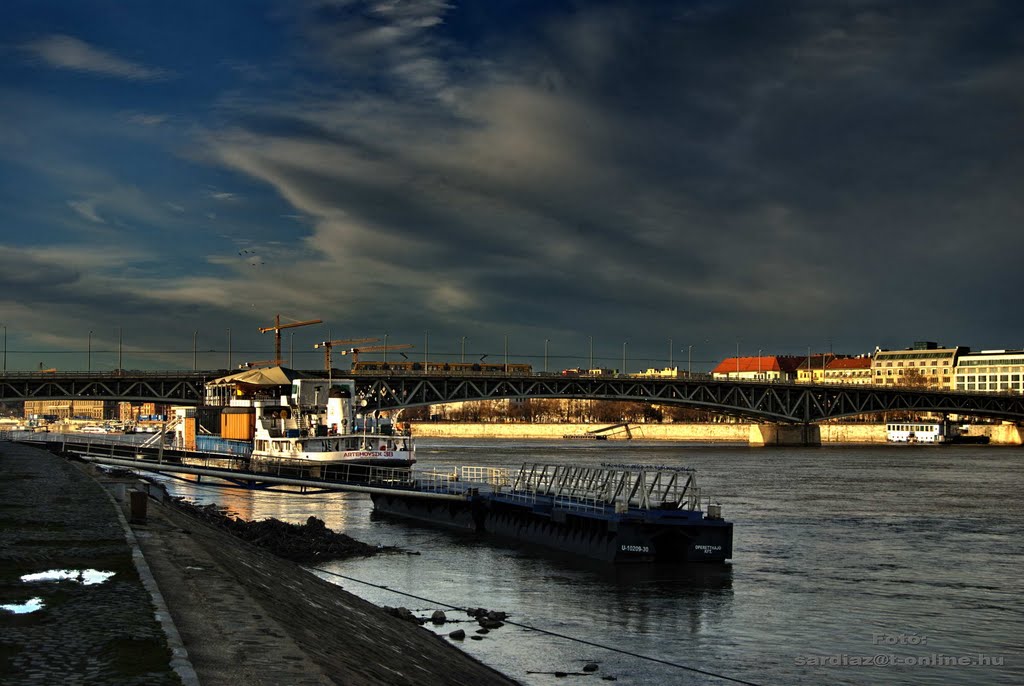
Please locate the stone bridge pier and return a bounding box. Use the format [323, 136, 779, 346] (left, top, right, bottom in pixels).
[749, 423, 822, 447]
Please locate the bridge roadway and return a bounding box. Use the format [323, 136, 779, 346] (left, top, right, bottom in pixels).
[3, 369, 1024, 424]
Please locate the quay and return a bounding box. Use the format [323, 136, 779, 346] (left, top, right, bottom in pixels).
[0, 441, 518, 685]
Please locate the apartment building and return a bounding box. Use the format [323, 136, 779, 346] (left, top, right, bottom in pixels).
[954, 350, 1024, 394]
[871, 342, 965, 390]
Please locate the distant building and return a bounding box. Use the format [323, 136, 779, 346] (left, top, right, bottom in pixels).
[634, 367, 683, 379]
[796, 354, 838, 384]
[24, 399, 117, 420]
[954, 350, 1024, 394]
[821, 356, 873, 384]
[871, 342, 966, 390]
[711, 356, 803, 381]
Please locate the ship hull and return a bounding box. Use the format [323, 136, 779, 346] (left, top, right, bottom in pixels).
[370, 491, 732, 563]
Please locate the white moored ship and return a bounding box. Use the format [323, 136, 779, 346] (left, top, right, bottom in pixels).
[182, 367, 415, 473]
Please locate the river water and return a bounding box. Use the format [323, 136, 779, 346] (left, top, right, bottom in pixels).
[155, 440, 1023, 685]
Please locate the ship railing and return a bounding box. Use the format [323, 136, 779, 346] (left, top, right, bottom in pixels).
[552, 495, 608, 514]
[512, 463, 703, 511]
[413, 466, 515, 496]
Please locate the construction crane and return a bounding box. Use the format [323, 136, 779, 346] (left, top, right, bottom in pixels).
[339, 343, 413, 365]
[258, 315, 322, 366]
[313, 337, 380, 370]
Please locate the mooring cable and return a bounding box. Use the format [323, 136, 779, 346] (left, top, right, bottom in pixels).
[314, 567, 764, 686]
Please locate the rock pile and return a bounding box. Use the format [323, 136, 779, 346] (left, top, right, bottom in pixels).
[170, 499, 384, 563]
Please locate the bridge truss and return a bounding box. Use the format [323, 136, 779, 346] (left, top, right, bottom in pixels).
[0, 371, 218, 406]
[355, 375, 1024, 424]
[3, 370, 1024, 424]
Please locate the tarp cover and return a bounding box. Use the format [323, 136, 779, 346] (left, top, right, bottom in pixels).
[208, 366, 301, 386]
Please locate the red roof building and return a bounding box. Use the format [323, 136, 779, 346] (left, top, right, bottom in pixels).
[711, 356, 803, 381]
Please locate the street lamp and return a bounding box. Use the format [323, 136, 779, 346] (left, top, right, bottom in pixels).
[3, 324, 6, 373]
[669, 337, 673, 369]
[687, 345, 692, 377]
[461, 336, 467, 363]
[544, 338, 549, 373]
[504, 334, 509, 372]
[622, 340, 628, 375]
[588, 335, 593, 370]
[227, 329, 232, 369]
[88, 330, 92, 372]
[383, 331, 389, 364]
[193, 330, 198, 370]
[117, 327, 123, 371]
[424, 330, 429, 366]
[758, 349, 762, 379]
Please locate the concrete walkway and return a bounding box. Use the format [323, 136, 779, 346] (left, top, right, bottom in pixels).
[0, 442, 519, 685]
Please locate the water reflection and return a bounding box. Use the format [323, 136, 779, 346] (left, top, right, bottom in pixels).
[148, 441, 1024, 686]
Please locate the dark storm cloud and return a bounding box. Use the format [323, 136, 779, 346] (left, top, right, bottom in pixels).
[3, 1, 1022, 369]
[205, 1, 1024, 359]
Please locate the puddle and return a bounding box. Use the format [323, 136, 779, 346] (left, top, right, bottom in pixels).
[0, 597, 44, 614]
[1, 569, 116, 615]
[20, 568, 116, 586]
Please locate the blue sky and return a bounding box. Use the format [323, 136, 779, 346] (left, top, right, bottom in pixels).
[1, 1, 1022, 372]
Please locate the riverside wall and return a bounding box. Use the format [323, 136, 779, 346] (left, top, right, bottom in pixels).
[408, 422, 1023, 445]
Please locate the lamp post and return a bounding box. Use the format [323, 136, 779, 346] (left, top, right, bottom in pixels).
[687, 344, 692, 377]
[117, 328, 122, 371]
[544, 338, 549, 373]
[88, 330, 92, 372]
[669, 337, 673, 369]
[424, 330, 429, 366]
[193, 330, 198, 370]
[736, 340, 740, 377]
[461, 336, 467, 363]
[3, 324, 7, 373]
[588, 335, 593, 370]
[504, 334, 509, 373]
[758, 348, 762, 379]
[383, 331, 388, 364]
[807, 346, 812, 384]
[622, 340, 628, 375]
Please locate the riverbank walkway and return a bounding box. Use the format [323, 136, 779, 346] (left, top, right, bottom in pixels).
[0, 441, 519, 685]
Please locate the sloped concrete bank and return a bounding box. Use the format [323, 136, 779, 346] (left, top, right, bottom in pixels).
[408, 422, 1022, 445]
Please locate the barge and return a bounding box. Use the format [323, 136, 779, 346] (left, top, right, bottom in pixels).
[371, 463, 732, 563]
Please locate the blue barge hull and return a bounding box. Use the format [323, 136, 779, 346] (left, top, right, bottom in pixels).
[371, 463, 733, 563]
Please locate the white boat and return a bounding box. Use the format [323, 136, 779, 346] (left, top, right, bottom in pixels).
[191, 371, 415, 471]
[886, 421, 989, 445]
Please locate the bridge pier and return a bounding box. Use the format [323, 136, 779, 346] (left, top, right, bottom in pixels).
[749, 423, 821, 447]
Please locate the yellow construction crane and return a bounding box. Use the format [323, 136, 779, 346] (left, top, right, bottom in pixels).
[339, 343, 414, 365]
[313, 337, 380, 370]
[258, 315, 322, 366]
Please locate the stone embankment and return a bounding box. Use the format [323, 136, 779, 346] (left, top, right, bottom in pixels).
[0, 442, 519, 686]
[408, 422, 1022, 444]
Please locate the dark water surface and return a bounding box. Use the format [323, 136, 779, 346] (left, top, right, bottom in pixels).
[158, 440, 1024, 685]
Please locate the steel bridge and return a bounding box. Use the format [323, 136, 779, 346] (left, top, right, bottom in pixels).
[3, 370, 1024, 424]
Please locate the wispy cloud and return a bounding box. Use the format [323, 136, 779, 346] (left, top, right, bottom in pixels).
[67, 199, 105, 224]
[22, 34, 171, 81]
